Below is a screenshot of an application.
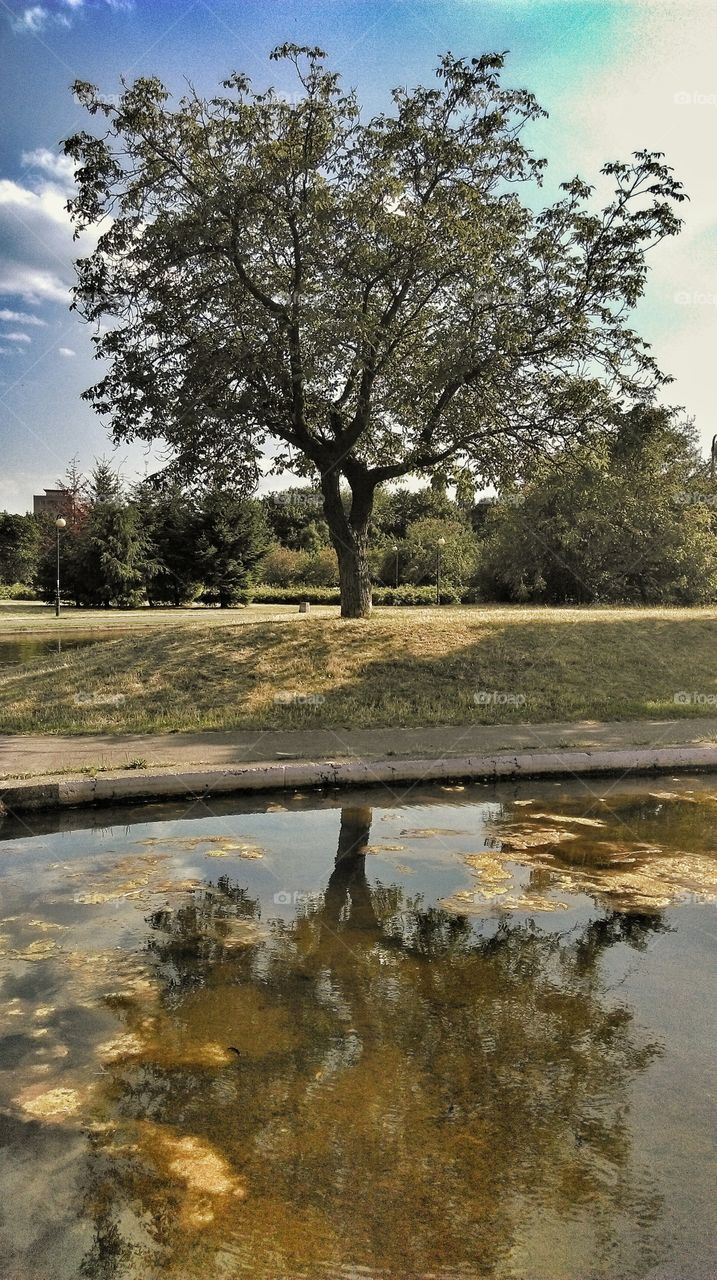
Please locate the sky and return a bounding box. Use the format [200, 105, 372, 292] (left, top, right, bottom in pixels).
[0, 0, 716, 512]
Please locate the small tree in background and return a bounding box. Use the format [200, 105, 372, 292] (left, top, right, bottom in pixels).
[259, 544, 305, 586]
[80, 501, 147, 606]
[401, 517, 481, 590]
[476, 408, 717, 604]
[196, 491, 270, 607]
[136, 486, 202, 605]
[263, 489, 327, 550]
[0, 513, 42, 586]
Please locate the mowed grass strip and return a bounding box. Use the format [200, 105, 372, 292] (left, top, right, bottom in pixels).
[1, 606, 717, 734]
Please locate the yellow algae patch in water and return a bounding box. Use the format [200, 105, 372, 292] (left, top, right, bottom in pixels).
[205, 844, 265, 860]
[16, 1086, 82, 1119]
[10, 939, 61, 961]
[364, 843, 406, 855]
[74, 891, 134, 905]
[135, 836, 265, 856]
[166, 1135, 246, 1198]
[500, 828, 578, 850]
[217, 920, 268, 950]
[530, 814, 607, 828]
[96, 1032, 145, 1063]
[648, 790, 697, 803]
[463, 854, 512, 882]
[439, 888, 568, 915]
[134, 1123, 247, 1231]
[399, 827, 469, 838]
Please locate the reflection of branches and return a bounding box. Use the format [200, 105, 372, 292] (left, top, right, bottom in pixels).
[145, 876, 261, 995]
[83, 806, 666, 1279]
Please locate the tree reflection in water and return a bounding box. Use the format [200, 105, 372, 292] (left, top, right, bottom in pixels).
[80, 806, 666, 1280]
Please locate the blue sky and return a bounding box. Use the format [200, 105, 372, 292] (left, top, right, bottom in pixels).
[0, 0, 715, 511]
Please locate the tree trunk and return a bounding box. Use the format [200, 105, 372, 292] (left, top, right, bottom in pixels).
[324, 806, 377, 931]
[320, 469, 374, 619]
[335, 535, 372, 618]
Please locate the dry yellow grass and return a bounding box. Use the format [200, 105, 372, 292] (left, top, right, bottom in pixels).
[2, 603, 717, 733]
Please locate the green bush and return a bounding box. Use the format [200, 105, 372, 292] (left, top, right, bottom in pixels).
[0, 582, 40, 600]
[252, 584, 341, 604]
[251, 583, 463, 605]
[373, 584, 463, 605]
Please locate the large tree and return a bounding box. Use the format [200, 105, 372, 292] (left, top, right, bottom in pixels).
[65, 45, 685, 616]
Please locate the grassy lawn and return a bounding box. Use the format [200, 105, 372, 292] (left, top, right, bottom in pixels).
[2, 603, 717, 734]
[0, 600, 338, 634]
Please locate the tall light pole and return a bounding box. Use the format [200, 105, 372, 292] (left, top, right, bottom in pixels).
[436, 536, 446, 605]
[711, 435, 717, 482]
[55, 516, 66, 617]
[392, 544, 399, 589]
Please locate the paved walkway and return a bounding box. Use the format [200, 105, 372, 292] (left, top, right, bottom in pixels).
[2, 716, 717, 779]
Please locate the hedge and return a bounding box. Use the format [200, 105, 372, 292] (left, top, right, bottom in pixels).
[251, 583, 464, 606]
[0, 583, 39, 600]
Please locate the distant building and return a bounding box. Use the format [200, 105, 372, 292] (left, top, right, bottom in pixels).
[32, 488, 67, 517]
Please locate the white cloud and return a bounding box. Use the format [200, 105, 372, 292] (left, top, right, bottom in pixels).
[0, 177, 70, 227]
[3, 331, 32, 342]
[11, 7, 52, 33]
[10, 0, 131, 33]
[0, 308, 46, 326]
[21, 149, 76, 189]
[0, 146, 92, 310]
[0, 265, 70, 304]
[58, 346, 75, 356]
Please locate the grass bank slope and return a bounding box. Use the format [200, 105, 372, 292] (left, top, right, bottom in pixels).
[2, 605, 717, 735]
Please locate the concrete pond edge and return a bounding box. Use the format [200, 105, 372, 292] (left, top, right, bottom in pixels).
[3, 743, 717, 815]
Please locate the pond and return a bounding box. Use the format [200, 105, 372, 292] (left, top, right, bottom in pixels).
[0, 633, 108, 670]
[0, 776, 715, 1279]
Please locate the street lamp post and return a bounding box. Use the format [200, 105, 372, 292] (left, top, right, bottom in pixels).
[392, 544, 399, 589]
[55, 516, 66, 617]
[436, 536, 446, 605]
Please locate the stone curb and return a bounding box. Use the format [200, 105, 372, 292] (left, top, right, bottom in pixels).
[2, 744, 717, 815]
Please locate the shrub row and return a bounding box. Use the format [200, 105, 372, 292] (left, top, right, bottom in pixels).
[0, 582, 39, 600]
[251, 583, 465, 606]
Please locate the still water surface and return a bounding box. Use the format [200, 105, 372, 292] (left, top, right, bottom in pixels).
[0, 634, 106, 669]
[0, 777, 715, 1279]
